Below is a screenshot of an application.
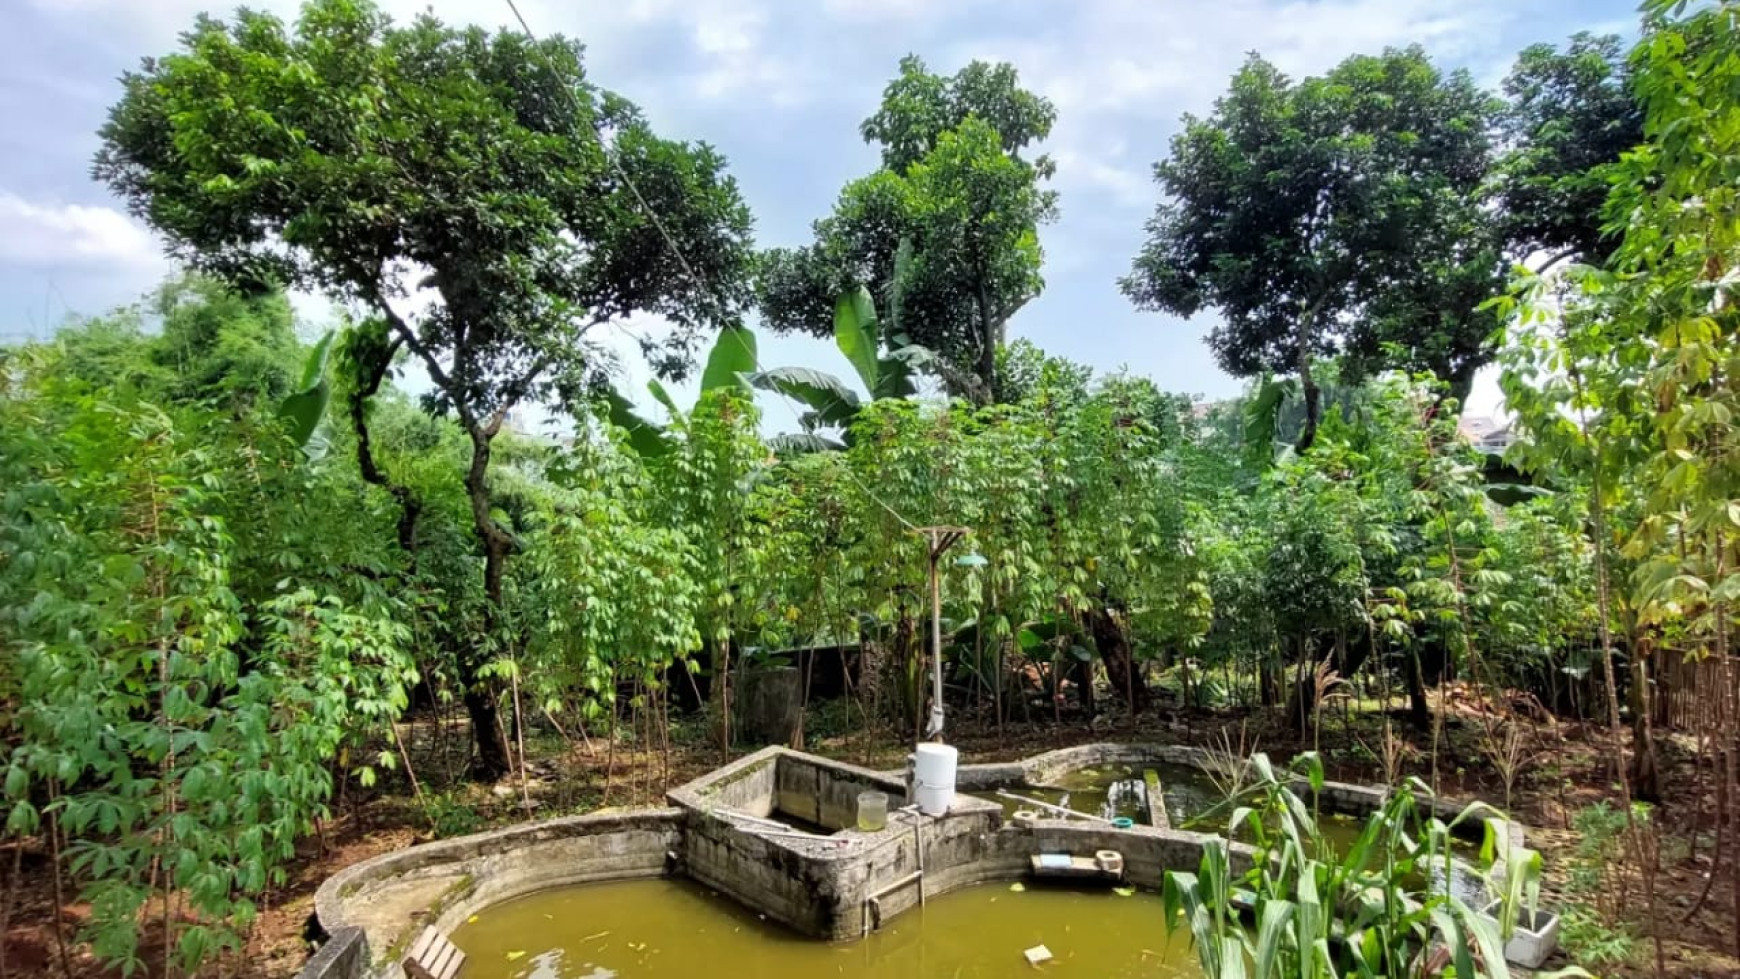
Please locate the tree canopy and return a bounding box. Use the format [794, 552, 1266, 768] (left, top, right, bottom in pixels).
[1495, 32, 1644, 267]
[757, 56, 1057, 401]
[1121, 47, 1501, 450]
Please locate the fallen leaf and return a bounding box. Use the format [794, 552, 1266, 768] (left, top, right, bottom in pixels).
[1114, 886, 1135, 897]
[506, 950, 526, 961]
[467, 915, 479, 924]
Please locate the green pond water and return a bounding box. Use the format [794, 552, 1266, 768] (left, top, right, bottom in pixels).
[450, 877, 1204, 979]
[978, 763, 1215, 825]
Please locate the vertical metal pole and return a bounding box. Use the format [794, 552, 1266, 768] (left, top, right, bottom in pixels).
[928, 534, 946, 740]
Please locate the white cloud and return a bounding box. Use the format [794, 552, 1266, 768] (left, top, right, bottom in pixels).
[0, 193, 164, 270]
[1050, 141, 1150, 208]
[970, 0, 1511, 121]
[821, 0, 947, 22]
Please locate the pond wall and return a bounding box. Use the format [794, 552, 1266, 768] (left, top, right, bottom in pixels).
[300, 741, 1513, 979]
[306, 809, 683, 979]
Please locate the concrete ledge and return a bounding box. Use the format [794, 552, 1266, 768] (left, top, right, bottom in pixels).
[295, 926, 368, 979]
[951, 762, 1026, 791]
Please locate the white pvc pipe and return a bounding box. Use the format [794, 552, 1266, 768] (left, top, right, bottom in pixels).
[993, 789, 1113, 824]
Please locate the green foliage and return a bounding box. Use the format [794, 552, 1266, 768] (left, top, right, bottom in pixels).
[423, 791, 484, 840]
[757, 57, 1057, 398]
[1493, 0, 1740, 754]
[1495, 32, 1643, 266]
[523, 430, 708, 722]
[1123, 47, 1503, 447]
[53, 275, 302, 411]
[1165, 752, 1534, 979]
[96, 0, 757, 778]
[277, 329, 336, 452]
[747, 286, 932, 448]
[0, 335, 412, 972]
[1556, 803, 1643, 969]
[26, 11, 1735, 975]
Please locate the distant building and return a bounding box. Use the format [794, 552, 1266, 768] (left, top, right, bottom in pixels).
[1457, 414, 1514, 454]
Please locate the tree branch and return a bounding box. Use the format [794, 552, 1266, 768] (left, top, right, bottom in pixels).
[348, 334, 423, 554]
[367, 285, 473, 424]
[483, 356, 554, 438]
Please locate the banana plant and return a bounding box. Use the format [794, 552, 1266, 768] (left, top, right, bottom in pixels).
[746, 283, 934, 452]
[277, 330, 336, 458]
[605, 322, 758, 457]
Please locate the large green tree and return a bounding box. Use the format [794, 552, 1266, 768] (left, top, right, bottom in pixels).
[757, 57, 1057, 400]
[1121, 48, 1501, 451]
[95, 0, 755, 778]
[1495, 32, 1644, 268]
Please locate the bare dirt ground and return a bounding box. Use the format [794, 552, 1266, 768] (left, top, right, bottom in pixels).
[5, 690, 1736, 979]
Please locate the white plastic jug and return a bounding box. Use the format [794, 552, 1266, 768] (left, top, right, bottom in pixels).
[912, 743, 958, 815]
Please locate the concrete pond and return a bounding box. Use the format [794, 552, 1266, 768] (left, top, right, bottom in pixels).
[302, 742, 1539, 979]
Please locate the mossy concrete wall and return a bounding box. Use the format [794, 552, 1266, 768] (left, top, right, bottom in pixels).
[311, 808, 682, 979]
[665, 746, 1244, 941]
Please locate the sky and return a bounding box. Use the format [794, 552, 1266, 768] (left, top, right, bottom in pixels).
[0, 0, 1641, 428]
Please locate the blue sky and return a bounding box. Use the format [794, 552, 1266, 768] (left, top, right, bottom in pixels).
[0, 0, 1640, 422]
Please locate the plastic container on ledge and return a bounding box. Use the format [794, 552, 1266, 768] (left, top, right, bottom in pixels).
[857, 790, 889, 832]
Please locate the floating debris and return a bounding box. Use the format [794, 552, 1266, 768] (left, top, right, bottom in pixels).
[1023, 944, 1053, 966]
[1009, 882, 1026, 892]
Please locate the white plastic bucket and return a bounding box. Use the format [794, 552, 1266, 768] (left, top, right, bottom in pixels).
[913, 743, 958, 815]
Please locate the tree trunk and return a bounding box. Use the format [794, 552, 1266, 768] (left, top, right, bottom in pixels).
[1295, 299, 1323, 454]
[463, 425, 513, 782]
[1259, 660, 1282, 707]
[1296, 353, 1321, 454]
[1405, 650, 1432, 730]
[1071, 655, 1096, 717]
[975, 280, 998, 403]
[1088, 607, 1149, 712]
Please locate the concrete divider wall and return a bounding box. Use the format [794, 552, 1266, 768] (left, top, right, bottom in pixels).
[678, 807, 844, 936]
[670, 746, 983, 940]
[772, 753, 908, 831]
[294, 926, 368, 979]
[685, 749, 779, 817]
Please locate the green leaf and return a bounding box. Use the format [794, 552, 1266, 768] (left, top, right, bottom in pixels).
[604, 390, 672, 458]
[767, 432, 845, 455]
[1252, 899, 1294, 979]
[744, 367, 862, 427]
[641, 380, 690, 441]
[835, 287, 881, 394]
[276, 330, 336, 449]
[298, 329, 336, 391]
[874, 344, 932, 400]
[701, 323, 758, 393]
